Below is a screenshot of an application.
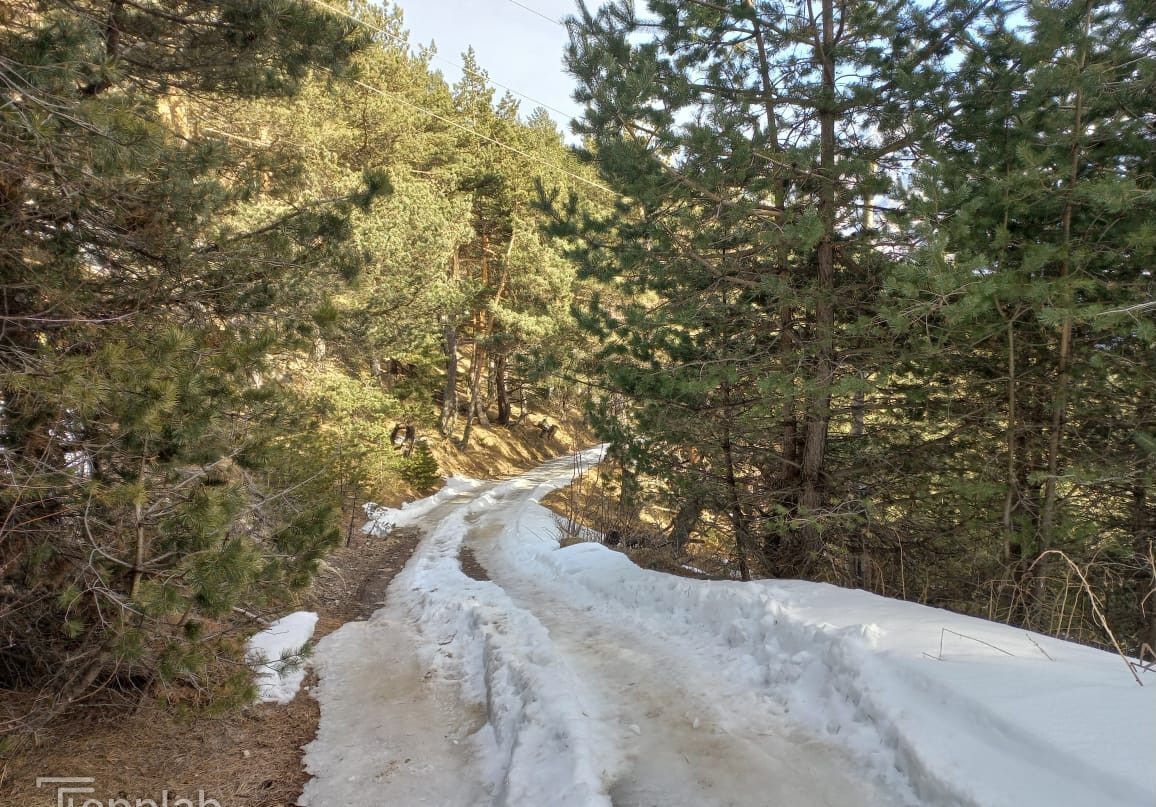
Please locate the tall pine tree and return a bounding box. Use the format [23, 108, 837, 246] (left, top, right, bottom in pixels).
[563, 0, 986, 577]
[0, 0, 380, 722]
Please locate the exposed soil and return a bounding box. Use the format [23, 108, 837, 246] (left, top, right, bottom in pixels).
[458, 544, 490, 582]
[0, 523, 423, 807]
[425, 408, 592, 494]
[311, 526, 424, 629]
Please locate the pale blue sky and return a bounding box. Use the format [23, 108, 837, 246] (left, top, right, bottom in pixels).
[393, 0, 590, 135]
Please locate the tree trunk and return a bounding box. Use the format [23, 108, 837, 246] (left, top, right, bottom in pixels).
[750, 2, 799, 502]
[460, 337, 486, 449]
[471, 345, 489, 429]
[1038, 3, 1089, 612]
[668, 493, 704, 555]
[721, 424, 751, 582]
[998, 314, 1028, 620]
[495, 352, 511, 426]
[440, 320, 458, 435]
[617, 458, 639, 522]
[779, 307, 799, 487]
[796, 0, 838, 573]
[440, 248, 461, 435]
[1131, 484, 1156, 658]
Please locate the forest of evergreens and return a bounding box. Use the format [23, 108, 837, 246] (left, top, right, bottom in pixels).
[1, 0, 1153, 735]
[561, 0, 1155, 657]
[0, 0, 604, 732]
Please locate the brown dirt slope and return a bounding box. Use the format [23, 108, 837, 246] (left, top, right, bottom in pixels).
[539, 468, 737, 582]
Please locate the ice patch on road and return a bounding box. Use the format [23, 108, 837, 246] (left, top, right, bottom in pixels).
[246, 610, 317, 705]
[387, 460, 615, 807]
[311, 447, 1153, 807]
[300, 615, 488, 807]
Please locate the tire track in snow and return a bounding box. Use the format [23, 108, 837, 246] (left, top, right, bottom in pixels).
[308, 454, 1156, 807]
[460, 459, 896, 807]
[306, 454, 902, 806]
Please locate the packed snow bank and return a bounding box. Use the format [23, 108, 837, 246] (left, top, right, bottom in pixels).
[362, 476, 483, 536]
[487, 499, 1156, 807]
[360, 451, 616, 807]
[246, 610, 318, 705]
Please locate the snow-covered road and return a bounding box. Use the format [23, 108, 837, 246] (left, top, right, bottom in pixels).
[301, 450, 1156, 807]
[469, 474, 891, 807]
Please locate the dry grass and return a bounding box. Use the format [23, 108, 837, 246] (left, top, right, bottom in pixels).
[364, 407, 592, 509]
[2, 688, 320, 807]
[429, 407, 592, 482]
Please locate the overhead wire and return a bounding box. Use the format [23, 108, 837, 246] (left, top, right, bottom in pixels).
[505, 0, 566, 27]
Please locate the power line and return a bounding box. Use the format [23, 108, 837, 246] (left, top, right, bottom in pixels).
[505, 0, 566, 27]
[302, 0, 581, 123]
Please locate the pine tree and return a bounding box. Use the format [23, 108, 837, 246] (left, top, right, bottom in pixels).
[441, 58, 606, 449]
[400, 441, 442, 492]
[563, 0, 986, 577]
[897, 0, 1156, 643]
[0, 0, 380, 722]
[232, 3, 474, 489]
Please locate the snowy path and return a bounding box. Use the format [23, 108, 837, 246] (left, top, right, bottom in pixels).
[301, 488, 494, 807]
[478, 575, 889, 807]
[467, 488, 890, 807]
[302, 451, 1156, 807]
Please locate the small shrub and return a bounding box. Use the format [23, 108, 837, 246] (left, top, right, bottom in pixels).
[400, 443, 441, 491]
